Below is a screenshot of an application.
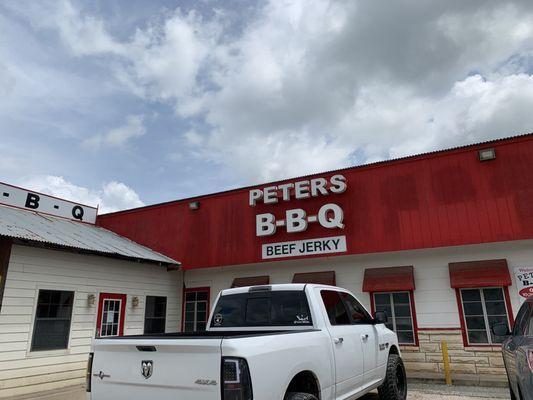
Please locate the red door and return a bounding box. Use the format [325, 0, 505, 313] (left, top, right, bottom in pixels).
[96, 293, 127, 337]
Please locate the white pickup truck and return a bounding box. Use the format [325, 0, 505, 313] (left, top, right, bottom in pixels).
[87, 284, 406, 400]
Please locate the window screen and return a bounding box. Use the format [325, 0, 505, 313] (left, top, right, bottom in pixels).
[144, 296, 167, 334]
[460, 287, 510, 344]
[211, 290, 312, 327]
[31, 290, 74, 351]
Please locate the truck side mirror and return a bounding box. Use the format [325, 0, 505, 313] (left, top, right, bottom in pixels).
[374, 311, 388, 324]
[491, 322, 510, 337]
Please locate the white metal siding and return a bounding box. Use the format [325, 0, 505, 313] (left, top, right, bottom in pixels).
[0, 245, 182, 398]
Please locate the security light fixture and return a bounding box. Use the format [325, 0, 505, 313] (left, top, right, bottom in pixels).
[132, 296, 140, 308]
[188, 201, 200, 210]
[478, 148, 496, 161]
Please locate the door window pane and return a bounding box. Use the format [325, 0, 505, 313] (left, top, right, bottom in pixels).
[373, 291, 415, 345]
[31, 290, 74, 351]
[183, 289, 209, 332]
[320, 290, 350, 325]
[100, 299, 122, 337]
[144, 296, 167, 334]
[339, 292, 371, 323]
[460, 287, 510, 345]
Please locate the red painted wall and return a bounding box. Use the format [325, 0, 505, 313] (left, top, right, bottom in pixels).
[97, 135, 533, 270]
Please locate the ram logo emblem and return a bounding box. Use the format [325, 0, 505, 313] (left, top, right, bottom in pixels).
[141, 360, 153, 379]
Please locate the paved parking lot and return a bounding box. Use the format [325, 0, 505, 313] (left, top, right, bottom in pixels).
[7, 383, 510, 400]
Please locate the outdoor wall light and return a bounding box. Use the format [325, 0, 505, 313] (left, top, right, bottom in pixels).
[87, 294, 96, 306]
[188, 201, 200, 210]
[132, 296, 140, 308]
[478, 148, 496, 161]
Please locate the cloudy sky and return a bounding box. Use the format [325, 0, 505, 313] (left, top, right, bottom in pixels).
[1, 0, 533, 212]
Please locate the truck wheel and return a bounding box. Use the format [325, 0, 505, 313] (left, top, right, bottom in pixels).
[378, 354, 407, 400]
[284, 392, 318, 400]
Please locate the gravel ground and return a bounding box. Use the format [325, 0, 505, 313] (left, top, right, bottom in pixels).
[8, 383, 510, 400]
[359, 383, 509, 400]
[408, 383, 509, 398]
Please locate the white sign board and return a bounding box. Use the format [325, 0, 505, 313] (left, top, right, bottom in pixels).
[514, 266, 533, 302]
[0, 182, 97, 224]
[262, 235, 347, 260]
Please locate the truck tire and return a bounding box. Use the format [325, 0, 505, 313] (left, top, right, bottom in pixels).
[284, 392, 318, 400]
[507, 379, 516, 400]
[378, 354, 407, 400]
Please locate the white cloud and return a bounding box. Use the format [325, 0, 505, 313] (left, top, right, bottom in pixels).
[84, 115, 145, 148]
[99, 181, 145, 213]
[179, 0, 533, 182]
[184, 130, 205, 146]
[35, 2, 216, 104]
[52, 0, 126, 56]
[10, 0, 533, 185]
[17, 175, 144, 213]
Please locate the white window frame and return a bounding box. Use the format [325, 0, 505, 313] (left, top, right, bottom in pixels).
[373, 291, 416, 345]
[29, 288, 75, 353]
[459, 286, 511, 346]
[183, 289, 209, 332]
[99, 298, 123, 337]
[144, 295, 167, 334]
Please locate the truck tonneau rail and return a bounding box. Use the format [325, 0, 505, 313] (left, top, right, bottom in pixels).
[101, 329, 320, 340]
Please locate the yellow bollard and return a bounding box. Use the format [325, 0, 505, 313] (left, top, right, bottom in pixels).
[441, 340, 452, 386]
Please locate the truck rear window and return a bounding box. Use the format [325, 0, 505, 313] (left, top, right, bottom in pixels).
[210, 290, 312, 327]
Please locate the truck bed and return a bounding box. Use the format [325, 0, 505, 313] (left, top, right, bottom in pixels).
[90, 328, 322, 400]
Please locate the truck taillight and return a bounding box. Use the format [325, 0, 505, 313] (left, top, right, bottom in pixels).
[222, 357, 253, 400]
[528, 350, 533, 372]
[86, 352, 94, 393]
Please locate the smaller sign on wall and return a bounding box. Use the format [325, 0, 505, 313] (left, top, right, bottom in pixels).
[262, 235, 347, 260]
[514, 266, 533, 302]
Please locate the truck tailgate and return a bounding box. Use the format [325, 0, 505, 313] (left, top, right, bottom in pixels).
[90, 338, 222, 400]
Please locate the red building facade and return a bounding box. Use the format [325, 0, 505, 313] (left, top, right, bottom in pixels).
[98, 134, 533, 270]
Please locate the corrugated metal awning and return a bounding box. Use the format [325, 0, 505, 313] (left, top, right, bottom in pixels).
[362, 266, 415, 292]
[231, 276, 270, 288]
[449, 259, 510, 288]
[292, 271, 336, 286]
[0, 205, 180, 267]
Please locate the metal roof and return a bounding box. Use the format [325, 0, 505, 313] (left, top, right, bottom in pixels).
[0, 205, 180, 266]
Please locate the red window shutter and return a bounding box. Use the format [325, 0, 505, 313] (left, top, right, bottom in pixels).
[362, 266, 415, 292]
[449, 259, 511, 288]
[292, 271, 336, 286]
[231, 276, 270, 288]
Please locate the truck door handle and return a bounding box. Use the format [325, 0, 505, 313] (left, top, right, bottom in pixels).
[333, 337, 344, 344]
[361, 334, 369, 342]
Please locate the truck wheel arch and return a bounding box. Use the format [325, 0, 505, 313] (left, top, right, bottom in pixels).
[389, 345, 399, 355]
[284, 370, 321, 399]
